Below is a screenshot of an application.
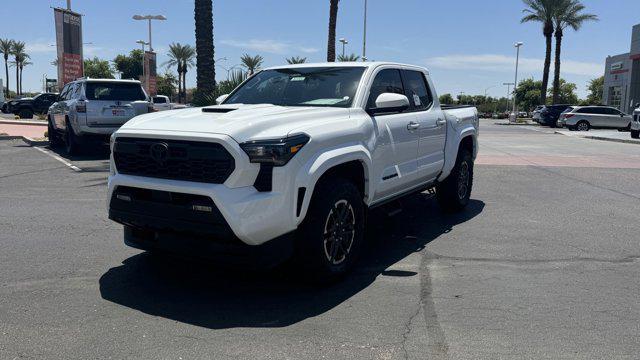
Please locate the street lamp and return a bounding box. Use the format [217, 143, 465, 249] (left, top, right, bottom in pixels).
[136, 40, 149, 52]
[511, 42, 523, 122]
[339, 38, 348, 57]
[362, 0, 368, 61]
[132, 14, 167, 52]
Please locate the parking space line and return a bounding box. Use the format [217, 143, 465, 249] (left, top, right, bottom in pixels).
[32, 146, 82, 172]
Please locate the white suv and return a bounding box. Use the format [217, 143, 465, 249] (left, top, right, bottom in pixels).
[48, 79, 152, 154]
[107, 62, 479, 280]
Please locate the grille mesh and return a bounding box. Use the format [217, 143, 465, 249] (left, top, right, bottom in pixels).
[114, 137, 235, 184]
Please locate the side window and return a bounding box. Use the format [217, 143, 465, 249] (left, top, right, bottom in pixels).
[367, 69, 405, 109]
[604, 108, 619, 115]
[153, 96, 166, 104]
[403, 70, 433, 111]
[59, 85, 71, 101]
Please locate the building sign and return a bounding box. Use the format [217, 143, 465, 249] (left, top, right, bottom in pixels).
[143, 51, 157, 96]
[54, 8, 84, 86]
[611, 62, 624, 71]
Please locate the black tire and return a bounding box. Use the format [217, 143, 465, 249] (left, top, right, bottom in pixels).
[631, 130, 640, 139]
[64, 119, 81, 155]
[47, 117, 63, 148]
[295, 177, 365, 283]
[437, 148, 473, 213]
[576, 120, 590, 132]
[18, 108, 33, 119]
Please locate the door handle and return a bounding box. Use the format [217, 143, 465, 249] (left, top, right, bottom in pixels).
[407, 122, 420, 131]
[436, 119, 446, 126]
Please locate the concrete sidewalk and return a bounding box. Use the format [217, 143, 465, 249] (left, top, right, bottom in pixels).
[0, 123, 46, 138]
[556, 129, 640, 145]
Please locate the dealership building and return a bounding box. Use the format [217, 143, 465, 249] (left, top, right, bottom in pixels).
[603, 24, 640, 113]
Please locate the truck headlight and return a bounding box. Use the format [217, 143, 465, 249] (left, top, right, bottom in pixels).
[240, 134, 309, 166]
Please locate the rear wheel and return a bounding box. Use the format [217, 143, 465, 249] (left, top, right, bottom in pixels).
[631, 130, 640, 139]
[18, 108, 33, 119]
[296, 177, 365, 283]
[437, 148, 473, 213]
[576, 121, 590, 131]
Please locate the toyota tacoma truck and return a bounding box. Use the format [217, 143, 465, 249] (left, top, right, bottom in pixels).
[107, 62, 479, 280]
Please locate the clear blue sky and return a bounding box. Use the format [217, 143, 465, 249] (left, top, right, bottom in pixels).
[1, 0, 639, 98]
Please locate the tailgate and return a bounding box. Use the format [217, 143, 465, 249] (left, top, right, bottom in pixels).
[86, 100, 148, 127]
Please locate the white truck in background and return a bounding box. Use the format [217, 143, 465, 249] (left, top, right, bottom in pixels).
[107, 62, 479, 281]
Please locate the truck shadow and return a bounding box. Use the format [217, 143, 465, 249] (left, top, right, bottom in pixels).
[99, 195, 484, 329]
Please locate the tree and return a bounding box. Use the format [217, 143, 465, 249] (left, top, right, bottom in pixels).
[240, 54, 263, 75]
[585, 76, 604, 105]
[194, 0, 216, 94]
[521, 0, 556, 106]
[10, 41, 25, 95]
[113, 50, 144, 80]
[286, 56, 307, 64]
[0, 39, 13, 97]
[164, 43, 196, 103]
[156, 71, 178, 99]
[439, 93, 454, 104]
[548, 78, 578, 104]
[337, 53, 360, 62]
[326, 0, 339, 62]
[18, 54, 31, 94]
[83, 57, 114, 79]
[552, 0, 597, 104]
[514, 78, 544, 111]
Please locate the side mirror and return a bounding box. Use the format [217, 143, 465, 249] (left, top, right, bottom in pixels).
[368, 93, 409, 115]
[216, 94, 229, 105]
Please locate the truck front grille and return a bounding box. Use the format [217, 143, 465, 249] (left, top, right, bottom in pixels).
[113, 137, 235, 184]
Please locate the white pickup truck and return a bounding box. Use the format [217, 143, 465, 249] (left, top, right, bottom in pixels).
[107, 62, 478, 281]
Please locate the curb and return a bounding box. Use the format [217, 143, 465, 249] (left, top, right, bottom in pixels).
[0, 119, 47, 126]
[0, 135, 49, 146]
[554, 131, 640, 145]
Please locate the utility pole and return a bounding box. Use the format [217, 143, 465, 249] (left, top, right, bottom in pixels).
[511, 42, 523, 122]
[362, 0, 367, 61]
[503, 83, 515, 113]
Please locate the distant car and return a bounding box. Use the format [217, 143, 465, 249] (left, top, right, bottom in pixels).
[151, 95, 175, 111]
[9, 93, 59, 119]
[47, 78, 153, 155]
[538, 104, 572, 127]
[557, 106, 632, 131]
[518, 111, 528, 118]
[531, 105, 544, 121]
[631, 105, 640, 139]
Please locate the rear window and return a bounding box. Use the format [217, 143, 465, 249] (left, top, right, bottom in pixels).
[85, 82, 146, 101]
[153, 96, 167, 104]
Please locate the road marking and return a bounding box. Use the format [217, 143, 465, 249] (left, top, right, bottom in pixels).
[32, 146, 82, 172]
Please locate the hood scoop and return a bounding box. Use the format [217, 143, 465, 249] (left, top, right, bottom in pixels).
[202, 107, 238, 113]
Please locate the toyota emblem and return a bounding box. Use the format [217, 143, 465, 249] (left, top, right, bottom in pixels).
[150, 142, 169, 166]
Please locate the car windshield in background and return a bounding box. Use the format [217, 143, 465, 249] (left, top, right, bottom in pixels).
[224, 67, 365, 108]
[85, 82, 146, 101]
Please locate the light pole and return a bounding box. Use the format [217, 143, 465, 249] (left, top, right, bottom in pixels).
[136, 40, 149, 81]
[339, 38, 348, 57]
[511, 42, 523, 122]
[132, 15, 166, 52]
[503, 82, 515, 113]
[362, 0, 367, 61]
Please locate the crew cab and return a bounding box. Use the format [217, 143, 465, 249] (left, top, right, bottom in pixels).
[8, 93, 58, 118]
[47, 78, 152, 155]
[107, 62, 479, 281]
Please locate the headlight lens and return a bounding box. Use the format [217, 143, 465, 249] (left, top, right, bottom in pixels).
[240, 134, 309, 166]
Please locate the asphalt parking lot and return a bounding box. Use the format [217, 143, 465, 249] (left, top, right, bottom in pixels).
[1, 120, 639, 359]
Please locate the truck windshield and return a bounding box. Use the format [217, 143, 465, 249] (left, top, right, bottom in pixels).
[224, 67, 365, 108]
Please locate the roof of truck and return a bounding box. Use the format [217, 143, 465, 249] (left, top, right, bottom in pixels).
[265, 61, 429, 73]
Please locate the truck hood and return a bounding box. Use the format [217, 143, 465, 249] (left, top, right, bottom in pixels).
[119, 104, 351, 143]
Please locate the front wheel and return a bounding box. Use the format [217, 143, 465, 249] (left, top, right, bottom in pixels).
[295, 177, 365, 283]
[48, 117, 62, 148]
[437, 148, 473, 212]
[18, 108, 33, 119]
[576, 121, 590, 132]
[65, 119, 81, 155]
[631, 130, 640, 139]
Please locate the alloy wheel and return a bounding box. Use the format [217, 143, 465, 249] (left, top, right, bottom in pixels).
[457, 161, 470, 200]
[323, 199, 356, 265]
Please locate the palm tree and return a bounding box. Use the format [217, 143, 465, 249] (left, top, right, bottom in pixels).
[551, 0, 597, 104]
[194, 0, 216, 94]
[164, 43, 196, 103]
[286, 56, 307, 64]
[18, 54, 31, 94]
[240, 54, 263, 75]
[0, 39, 13, 98]
[10, 41, 26, 95]
[521, 0, 556, 105]
[337, 53, 360, 62]
[326, 0, 339, 62]
[181, 45, 196, 103]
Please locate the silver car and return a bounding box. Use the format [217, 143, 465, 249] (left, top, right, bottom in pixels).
[557, 106, 632, 131]
[48, 79, 152, 155]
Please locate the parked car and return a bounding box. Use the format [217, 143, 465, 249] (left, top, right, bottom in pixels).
[538, 104, 572, 127]
[47, 78, 152, 155]
[557, 106, 632, 131]
[8, 93, 59, 119]
[531, 105, 544, 122]
[631, 104, 640, 139]
[1, 101, 9, 114]
[151, 95, 175, 111]
[107, 62, 479, 281]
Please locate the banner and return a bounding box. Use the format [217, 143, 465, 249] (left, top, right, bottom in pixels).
[143, 51, 157, 96]
[54, 8, 84, 86]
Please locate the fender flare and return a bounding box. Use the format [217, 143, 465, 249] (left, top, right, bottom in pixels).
[438, 124, 477, 182]
[293, 144, 372, 224]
